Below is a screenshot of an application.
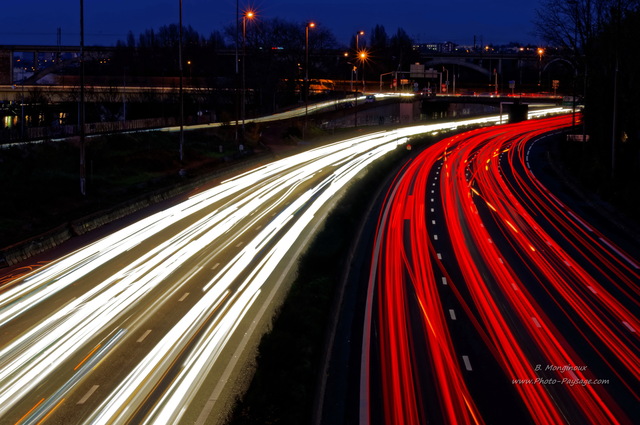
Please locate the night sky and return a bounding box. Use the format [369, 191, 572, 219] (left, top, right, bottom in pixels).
[0, 0, 543, 47]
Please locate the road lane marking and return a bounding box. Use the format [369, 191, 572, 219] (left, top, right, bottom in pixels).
[179, 292, 190, 302]
[532, 317, 542, 328]
[16, 398, 45, 424]
[462, 355, 472, 371]
[137, 329, 152, 343]
[598, 237, 640, 269]
[236, 241, 244, 248]
[622, 321, 636, 333]
[568, 210, 593, 232]
[432, 220, 436, 225]
[441, 277, 447, 285]
[38, 398, 66, 424]
[74, 344, 102, 371]
[211, 262, 220, 270]
[433, 234, 438, 240]
[449, 309, 456, 320]
[77, 385, 99, 405]
[437, 253, 443, 260]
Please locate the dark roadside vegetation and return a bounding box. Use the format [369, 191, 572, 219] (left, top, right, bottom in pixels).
[0, 120, 292, 251]
[1, 130, 221, 249]
[537, 3, 640, 222]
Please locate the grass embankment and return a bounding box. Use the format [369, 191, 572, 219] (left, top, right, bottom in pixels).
[0, 129, 245, 248]
[226, 135, 436, 425]
[555, 136, 640, 222]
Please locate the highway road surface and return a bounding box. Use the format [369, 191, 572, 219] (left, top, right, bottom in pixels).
[362, 114, 639, 424]
[0, 110, 567, 425]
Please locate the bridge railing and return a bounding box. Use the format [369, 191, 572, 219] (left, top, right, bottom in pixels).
[1, 117, 180, 145]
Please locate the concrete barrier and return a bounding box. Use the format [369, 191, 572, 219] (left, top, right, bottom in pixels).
[0, 224, 72, 268]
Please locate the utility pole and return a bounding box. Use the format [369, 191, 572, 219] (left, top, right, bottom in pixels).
[179, 0, 184, 162]
[235, 0, 239, 143]
[79, 0, 86, 196]
[305, 22, 316, 137]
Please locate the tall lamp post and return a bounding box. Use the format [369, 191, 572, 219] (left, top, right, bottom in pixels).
[242, 10, 255, 134]
[234, 0, 239, 142]
[355, 30, 365, 92]
[79, 0, 86, 196]
[304, 21, 316, 136]
[178, 0, 184, 162]
[359, 50, 367, 92]
[537, 47, 544, 89]
[355, 30, 364, 51]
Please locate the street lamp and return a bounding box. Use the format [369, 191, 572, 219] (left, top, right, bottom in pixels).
[79, 0, 88, 195]
[343, 52, 353, 92]
[178, 0, 184, 162]
[355, 30, 365, 51]
[305, 22, 316, 84]
[352, 49, 367, 127]
[358, 50, 368, 92]
[242, 9, 255, 134]
[537, 47, 544, 88]
[305, 21, 316, 135]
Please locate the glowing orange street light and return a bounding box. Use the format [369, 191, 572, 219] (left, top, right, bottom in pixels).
[356, 30, 365, 50]
[357, 49, 368, 92]
[305, 21, 316, 136]
[537, 47, 544, 88]
[241, 9, 256, 132]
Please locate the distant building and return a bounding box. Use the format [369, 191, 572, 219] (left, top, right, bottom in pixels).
[413, 41, 457, 54]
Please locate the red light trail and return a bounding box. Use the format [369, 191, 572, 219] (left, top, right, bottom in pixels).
[363, 115, 639, 425]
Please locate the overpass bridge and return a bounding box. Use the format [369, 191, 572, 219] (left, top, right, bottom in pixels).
[2, 44, 577, 90]
[0, 44, 113, 85]
[415, 50, 576, 94]
[427, 93, 563, 105]
[420, 93, 565, 121]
